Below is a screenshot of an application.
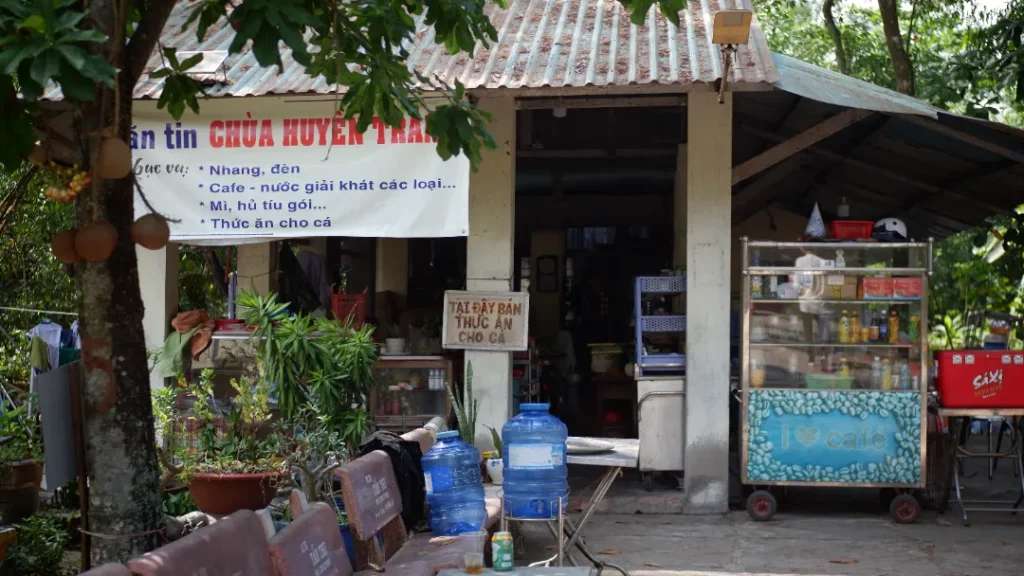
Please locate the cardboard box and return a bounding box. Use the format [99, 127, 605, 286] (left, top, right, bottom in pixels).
[893, 277, 923, 300]
[861, 277, 894, 300]
[841, 276, 859, 300]
[825, 274, 844, 299]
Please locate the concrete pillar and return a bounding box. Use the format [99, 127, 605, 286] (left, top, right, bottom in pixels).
[138, 242, 179, 389]
[375, 238, 409, 295]
[673, 145, 687, 268]
[237, 242, 274, 295]
[684, 91, 732, 514]
[465, 96, 516, 449]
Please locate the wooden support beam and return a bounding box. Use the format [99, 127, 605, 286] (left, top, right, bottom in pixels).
[732, 109, 873, 185]
[898, 115, 1024, 165]
[737, 123, 1007, 216]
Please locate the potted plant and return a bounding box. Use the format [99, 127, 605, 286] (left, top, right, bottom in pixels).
[178, 369, 287, 515]
[0, 402, 43, 523]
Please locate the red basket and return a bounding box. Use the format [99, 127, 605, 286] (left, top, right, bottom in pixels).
[830, 220, 874, 240]
[331, 293, 367, 327]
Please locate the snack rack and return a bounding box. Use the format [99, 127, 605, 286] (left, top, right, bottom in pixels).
[740, 238, 932, 522]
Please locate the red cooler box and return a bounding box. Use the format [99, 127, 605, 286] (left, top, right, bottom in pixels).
[935, 350, 1024, 408]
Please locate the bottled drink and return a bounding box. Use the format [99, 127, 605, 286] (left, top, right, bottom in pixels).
[850, 312, 861, 344]
[502, 403, 568, 519]
[878, 309, 889, 342]
[909, 314, 921, 342]
[889, 309, 901, 344]
[838, 357, 850, 377]
[881, 358, 893, 390]
[898, 360, 911, 390]
[835, 249, 846, 268]
[839, 311, 850, 344]
[422, 431, 486, 535]
[871, 356, 883, 388]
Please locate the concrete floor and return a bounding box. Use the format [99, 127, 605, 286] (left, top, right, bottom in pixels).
[519, 509, 1023, 576]
[513, 445, 1024, 576]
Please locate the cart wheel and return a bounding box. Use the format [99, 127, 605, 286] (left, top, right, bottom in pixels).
[642, 473, 655, 492]
[746, 490, 777, 522]
[890, 494, 921, 524]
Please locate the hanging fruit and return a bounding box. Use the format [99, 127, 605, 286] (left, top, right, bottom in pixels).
[74, 221, 118, 262]
[51, 229, 80, 263]
[42, 163, 90, 204]
[97, 134, 132, 179]
[132, 213, 170, 250]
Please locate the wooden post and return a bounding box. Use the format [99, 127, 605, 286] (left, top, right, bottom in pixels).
[684, 91, 733, 514]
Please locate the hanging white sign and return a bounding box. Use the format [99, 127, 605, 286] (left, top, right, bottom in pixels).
[131, 98, 469, 243]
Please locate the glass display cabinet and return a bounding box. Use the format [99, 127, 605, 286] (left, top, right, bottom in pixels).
[371, 356, 452, 432]
[740, 239, 931, 497]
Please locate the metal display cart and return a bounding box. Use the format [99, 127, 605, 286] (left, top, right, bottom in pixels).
[740, 238, 932, 522]
[370, 356, 452, 432]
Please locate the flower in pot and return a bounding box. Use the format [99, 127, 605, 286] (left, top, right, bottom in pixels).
[0, 402, 43, 524]
[178, 369, 286, 515]
[484, 427, 504, 485]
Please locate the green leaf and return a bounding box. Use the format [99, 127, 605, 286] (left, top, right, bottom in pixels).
[29, 50, 60, 87]
[179, 52, 205, 71]
[56, 61, 95, 101]
[20, 15, 46, 34]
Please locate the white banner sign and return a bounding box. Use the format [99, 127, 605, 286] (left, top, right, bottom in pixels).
[132, 98, 469, 242]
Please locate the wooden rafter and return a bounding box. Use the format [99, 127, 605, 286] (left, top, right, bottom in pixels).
[898, 115, 1024, 166]
[732, 109, 874, 186]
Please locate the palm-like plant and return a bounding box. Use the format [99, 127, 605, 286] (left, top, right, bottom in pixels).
[447, 362, 479, 445]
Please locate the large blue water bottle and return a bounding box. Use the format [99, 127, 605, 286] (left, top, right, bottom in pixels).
[421, 430, 486, 535]
[502, 403, 568, 519]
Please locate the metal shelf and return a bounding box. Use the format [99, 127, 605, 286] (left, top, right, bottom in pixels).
[750, 342, 915, 349]
[751, 298, 920, 305]
[747, 266, 927, 275]
[746, 240, 930, 249]
[752, 387, 923, 394]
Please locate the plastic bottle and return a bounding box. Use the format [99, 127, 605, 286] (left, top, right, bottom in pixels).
[878, 309, 889, 342]
[898, 360, 911, 390]
[850, 312, 860, 344]
[839, 311, 850, 344]
[835, 249, 846, 268]
[502, 403, 568, 519]
[422, 430, 487, 535]
[838, 357, 850, 377]
[909, 313, 920, 342]
[881, 358, 893, 390]
[871, 356, 883, 388]
[889, 309, 901, 344]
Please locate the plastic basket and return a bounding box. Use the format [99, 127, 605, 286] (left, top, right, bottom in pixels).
[830, 220, 874, 240]
[640, 315, 686, 332]
[331, 293, 366, 327]
[638, 275, 686, 294]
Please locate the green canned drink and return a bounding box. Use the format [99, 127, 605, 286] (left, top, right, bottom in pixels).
[491, 531, 514, 572]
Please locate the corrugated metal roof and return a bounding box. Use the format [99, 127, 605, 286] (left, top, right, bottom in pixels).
[128, 0, 776, 99]
[772, 53, 940, 118]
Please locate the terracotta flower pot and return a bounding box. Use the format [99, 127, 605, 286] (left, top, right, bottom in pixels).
[0, 460, 42, 523]
[188, 471, 283, 515]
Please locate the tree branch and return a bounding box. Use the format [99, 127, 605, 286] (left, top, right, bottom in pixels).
[823, 0, 850, 75]
[125, 0, 179, 86]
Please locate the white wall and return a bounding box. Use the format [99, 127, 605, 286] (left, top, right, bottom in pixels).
[138, 243, 178, 389]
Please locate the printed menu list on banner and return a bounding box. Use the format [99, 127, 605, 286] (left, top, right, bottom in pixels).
[131, 98, 470, 242]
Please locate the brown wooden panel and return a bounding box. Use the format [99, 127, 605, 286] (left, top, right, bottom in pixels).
[335, 450, 403, 541]
[127, 510, 273, 576]
[269, 502, 353, 576]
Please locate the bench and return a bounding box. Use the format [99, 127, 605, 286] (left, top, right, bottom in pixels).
[268, 500, 353, 576]
[127, 509, 274, 576]
[336, 450, 479, 575]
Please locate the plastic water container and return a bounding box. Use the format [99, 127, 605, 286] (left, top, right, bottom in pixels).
[502, 403, 568, 519]
[421, 430, 486, 535]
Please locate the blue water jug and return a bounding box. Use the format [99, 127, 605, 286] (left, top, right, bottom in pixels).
[421, 430, 486, 535]
[502, 403, 568, 519]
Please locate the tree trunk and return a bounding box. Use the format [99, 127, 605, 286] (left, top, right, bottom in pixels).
[78, 0, 176, 564]
[877, 0, 916, 95]
[823, 0, 850, 75]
